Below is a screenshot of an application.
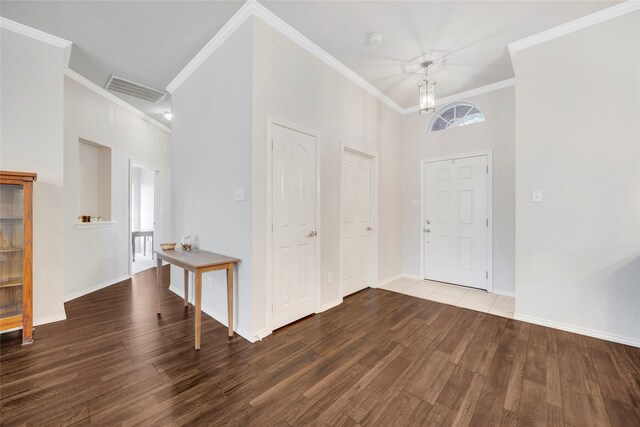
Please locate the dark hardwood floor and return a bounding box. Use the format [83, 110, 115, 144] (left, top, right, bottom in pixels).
[1, 266, 639, 426]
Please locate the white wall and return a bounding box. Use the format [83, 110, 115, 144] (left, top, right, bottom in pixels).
[131, 167, 141, 231]
[78, 139, 112, 220]
[511, 12, 640, 345]
[251, 18, 403, 335]
[139, 167, 155, 231]
[170, 19, 254, 338]
[63, 76, 171, 300]
[170, 16, 403, 340]
[78, 140, 100, 217]
[401, 87, 516, 295]
[0, 29, 66, 324]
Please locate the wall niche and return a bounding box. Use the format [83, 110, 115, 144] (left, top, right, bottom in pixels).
[77, 138, 112, 222]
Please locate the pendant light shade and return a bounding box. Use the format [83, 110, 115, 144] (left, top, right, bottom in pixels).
[419, 61, 436, 114]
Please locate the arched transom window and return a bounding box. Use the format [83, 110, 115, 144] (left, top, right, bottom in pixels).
[427, 101, 485, 133]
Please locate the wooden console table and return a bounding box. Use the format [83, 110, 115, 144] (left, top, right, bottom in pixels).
[154, 248, 239, 350]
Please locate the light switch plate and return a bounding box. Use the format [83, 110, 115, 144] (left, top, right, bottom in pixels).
[531, 190, 542, 202]
[234, 188, 245, 201]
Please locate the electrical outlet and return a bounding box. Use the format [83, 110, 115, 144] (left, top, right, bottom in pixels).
[234, 188, 245, 201]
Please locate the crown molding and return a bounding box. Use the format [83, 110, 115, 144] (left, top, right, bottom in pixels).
[0, 16, 72, 48]
[249, 1, 404, 114]
[166, 0, 255, 94]
[65, 68, 171, 134]
[0, 17, 168, 130]
[508, 0, 640, 54]
[166, 0, 404, 114]
[402, 77, 515, 115]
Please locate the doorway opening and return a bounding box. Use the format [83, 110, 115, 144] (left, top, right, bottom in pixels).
[130, 162, 159, 275]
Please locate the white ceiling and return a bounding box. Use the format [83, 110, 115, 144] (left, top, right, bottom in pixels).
[0, 0, 619, 124]
[0, 1, 244, 125]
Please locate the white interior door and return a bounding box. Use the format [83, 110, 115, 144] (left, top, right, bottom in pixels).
[272, 124, 317, 329]
[341, 150, 373, 296]
[423, 155, 488, 289]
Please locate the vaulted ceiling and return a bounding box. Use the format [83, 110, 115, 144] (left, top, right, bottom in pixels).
[0, 0, 619, 125]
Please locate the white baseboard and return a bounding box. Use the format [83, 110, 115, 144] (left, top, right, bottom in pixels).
[34, 312, 67, 326]
[493, 289, 515, 298]
[64, 275, 131, 302]
[2, 311, 69, 334]
[378, 274, 402, 288]
[401, 274, 421, 281]
[318, 298, 343, 313]
[168, 285, 257, 343]
[514, 312, 640, 348]
[235, 326, 257, 343]
[254, 328, 272, 341]
[250, 298, 344, 342]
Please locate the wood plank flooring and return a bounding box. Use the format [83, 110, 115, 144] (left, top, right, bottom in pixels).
[1, 266, 639, 426]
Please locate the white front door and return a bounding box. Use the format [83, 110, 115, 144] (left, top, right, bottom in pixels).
[423, 155, 488, 289]
[272, 123, 317, 330]
[341, 150, 373, 296]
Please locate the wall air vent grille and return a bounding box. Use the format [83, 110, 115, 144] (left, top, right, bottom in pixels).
[104, 75, 167, 103]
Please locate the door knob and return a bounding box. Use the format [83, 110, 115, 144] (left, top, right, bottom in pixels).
[366, 226, 373, 231]
[424, 228, 431, 233]
[307, 231, 317, 237]
[426, 220, 431, 224]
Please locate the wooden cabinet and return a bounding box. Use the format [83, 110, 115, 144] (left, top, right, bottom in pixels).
[0, 171, 36, 344]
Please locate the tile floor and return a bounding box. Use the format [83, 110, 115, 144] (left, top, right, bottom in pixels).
[379, 277, 515, 318]
[132, 253, 155, 274]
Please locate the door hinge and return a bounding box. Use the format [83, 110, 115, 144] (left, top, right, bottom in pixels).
[486, 218, 488, 226]
[486, 165, 489, 173]
[486, 271, 489, 279]
[271, 140, 274, 150]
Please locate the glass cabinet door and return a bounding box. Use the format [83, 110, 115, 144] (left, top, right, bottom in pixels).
[0, 184, 24, 320]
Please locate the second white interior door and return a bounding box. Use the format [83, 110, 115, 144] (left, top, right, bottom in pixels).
[341, 149, 373, 297]
[423, 155, 488, 290]
[271, 123, 317, 330]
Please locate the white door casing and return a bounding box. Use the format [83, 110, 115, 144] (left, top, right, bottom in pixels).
[271, 123, 318, 330]
[422, 154, 490, 290]
[128, 160, 161, 277]
[341, 149, 374, 296]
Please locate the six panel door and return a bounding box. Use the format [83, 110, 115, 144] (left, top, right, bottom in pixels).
[271, 124, 317, 330]
[423, 155, 488, 289]
[341, 150, 373, 296]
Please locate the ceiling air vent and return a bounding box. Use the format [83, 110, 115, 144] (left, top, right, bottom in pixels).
[104, 75, 167, 103]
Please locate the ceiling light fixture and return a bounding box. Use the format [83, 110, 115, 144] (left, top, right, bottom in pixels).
[419, 61, 436, 115]
[164, 111, 173, 121]
[368, 33, 383, 47]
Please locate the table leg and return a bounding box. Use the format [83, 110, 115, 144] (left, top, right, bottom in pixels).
[156, 257, 162, 314]
[195, 270, 202, 350]
[227, 264, 234, 338]
[183, 269, 189, 307]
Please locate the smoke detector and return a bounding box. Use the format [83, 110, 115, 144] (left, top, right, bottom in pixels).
[368, 33, 383, 47]
[104, 75, 167, 103]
